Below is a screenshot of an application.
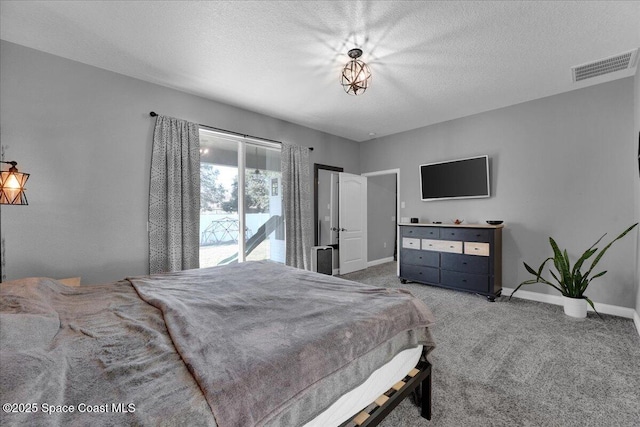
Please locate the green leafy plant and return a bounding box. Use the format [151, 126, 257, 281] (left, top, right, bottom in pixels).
[510, 223, 638, 316]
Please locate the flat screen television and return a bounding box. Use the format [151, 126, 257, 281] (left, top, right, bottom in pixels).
[420, 155, 490, 201]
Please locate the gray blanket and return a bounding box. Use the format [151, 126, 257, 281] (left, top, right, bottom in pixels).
[0, 277, 215, 427]
[1, 261, 435, 427]
[129, 261, 435, 426]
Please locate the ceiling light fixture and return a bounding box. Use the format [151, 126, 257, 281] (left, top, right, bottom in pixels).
[340, 48, 371, 95]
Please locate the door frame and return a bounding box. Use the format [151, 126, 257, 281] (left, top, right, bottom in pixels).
[361, 168, 400, 274]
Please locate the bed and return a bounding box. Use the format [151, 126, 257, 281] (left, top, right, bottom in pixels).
[0, 261, 435, 426]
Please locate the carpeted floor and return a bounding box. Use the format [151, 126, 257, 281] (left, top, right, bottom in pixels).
[340, 262, 640, 427]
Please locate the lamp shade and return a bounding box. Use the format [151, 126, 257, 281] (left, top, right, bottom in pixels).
[0, 162, 29, 205]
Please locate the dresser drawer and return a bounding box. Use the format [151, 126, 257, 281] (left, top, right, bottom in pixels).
[435, 240, 463, 254]
[441, 253, 489, 275]
[441, 270, 489, 293]
[421, 239, 441, 252]
[402, 237, 421, 249]
[464, 242, 490, 256]
[421, 238, 464, 254]
[401, 249, 439, 267]
[401, 226, 440, 239]
[440, 228, 492, 243]
[400, 264, 440, 284]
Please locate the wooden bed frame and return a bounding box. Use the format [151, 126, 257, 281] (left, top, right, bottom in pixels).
[339, 358, 432, 427]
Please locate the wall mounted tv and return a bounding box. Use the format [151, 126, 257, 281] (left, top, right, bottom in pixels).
[420, 155, 490, 201]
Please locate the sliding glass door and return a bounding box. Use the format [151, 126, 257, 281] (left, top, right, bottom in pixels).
[199, 129, 283, 267]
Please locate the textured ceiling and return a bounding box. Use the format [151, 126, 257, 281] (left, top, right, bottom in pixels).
[1, 1, 639, 142]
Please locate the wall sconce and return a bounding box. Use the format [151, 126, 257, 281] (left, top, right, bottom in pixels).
[340, 48, 372, 95]
[0, 161, 30, 205]
[0, 159, 30, 282]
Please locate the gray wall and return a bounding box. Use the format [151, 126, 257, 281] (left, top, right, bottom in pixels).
[360, 78, 638, 308]
[367, 174, 396, 262]
[635, 64, 640, 315]
[0, 41, 360, 284]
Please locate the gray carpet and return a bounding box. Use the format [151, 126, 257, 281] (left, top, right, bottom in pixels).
[340, 262, 640, 427]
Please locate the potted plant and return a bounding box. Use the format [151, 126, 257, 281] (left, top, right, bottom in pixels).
[510, 223, 638, 318]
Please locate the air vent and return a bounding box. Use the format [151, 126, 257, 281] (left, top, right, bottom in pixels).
[572, 49, 638, 82]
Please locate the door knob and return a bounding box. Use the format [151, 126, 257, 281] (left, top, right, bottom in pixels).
[340, 228, 346, 231]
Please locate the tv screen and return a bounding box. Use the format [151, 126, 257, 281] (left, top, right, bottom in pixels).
[420, 155, 490, 201]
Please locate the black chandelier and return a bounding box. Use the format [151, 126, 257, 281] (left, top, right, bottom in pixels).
[340, 48, 371, 95]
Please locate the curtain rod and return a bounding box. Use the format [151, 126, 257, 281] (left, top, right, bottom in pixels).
[149, 112, 313, 151]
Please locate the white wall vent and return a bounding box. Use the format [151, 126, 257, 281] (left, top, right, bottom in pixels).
[571, 49, 638, 82]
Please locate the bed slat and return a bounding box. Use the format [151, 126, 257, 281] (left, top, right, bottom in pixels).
[374, 395, 389, 406]
[391, 380, 405, 391]
[354, 411, 370, 425]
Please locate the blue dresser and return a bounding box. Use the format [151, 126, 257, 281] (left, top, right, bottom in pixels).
[399, 223, 503, 301]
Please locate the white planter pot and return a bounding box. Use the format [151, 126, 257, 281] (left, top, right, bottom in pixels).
[563, 296, 587, 318]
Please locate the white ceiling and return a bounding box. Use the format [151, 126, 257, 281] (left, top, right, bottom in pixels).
[1, 1, 639, 142]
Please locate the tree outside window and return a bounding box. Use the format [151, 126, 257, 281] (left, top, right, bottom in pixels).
[200, 163, 226, 212]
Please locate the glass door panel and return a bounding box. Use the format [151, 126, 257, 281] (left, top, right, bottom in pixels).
[244, 143, 284, 262]
[199, 131, 240, 267]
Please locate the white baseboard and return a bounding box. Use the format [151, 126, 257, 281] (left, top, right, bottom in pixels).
[634, 311, 640, 338]
[502, 287, 636, 319]
[367, 257, 394, 268]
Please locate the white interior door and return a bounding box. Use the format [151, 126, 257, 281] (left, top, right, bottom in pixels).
[339, 172, 367, 274]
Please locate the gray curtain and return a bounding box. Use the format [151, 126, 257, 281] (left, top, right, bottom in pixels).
[281, 143, 312, 270]
[149, 115, 200, 274]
